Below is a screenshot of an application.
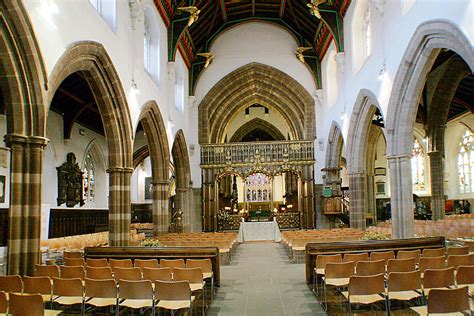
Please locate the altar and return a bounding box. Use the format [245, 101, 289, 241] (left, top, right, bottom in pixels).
[237, 221, 282, 243]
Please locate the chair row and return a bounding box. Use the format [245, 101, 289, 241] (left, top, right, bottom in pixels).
[317, 262, 474, 313]
[0, 276, 198, 315]
[0, 291, 59, 316]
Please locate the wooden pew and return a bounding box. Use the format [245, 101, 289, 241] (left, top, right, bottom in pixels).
[305, 236, 445, 284]
[85, 246, 221, 286]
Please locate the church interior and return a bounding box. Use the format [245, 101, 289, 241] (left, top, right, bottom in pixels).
[0, 0, 473, 314]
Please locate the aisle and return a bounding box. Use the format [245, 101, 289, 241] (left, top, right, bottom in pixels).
[207, 242, 326, 316]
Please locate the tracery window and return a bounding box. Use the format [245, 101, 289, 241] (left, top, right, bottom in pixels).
[143, 24, 151, 71]
[411, 138, 425, 191]
[458, 130, 474, 193]
[143, 7, 160, 85]
[89, 0, 116, 31]
[245, 173, 271, 202]
[83, 153, 95, 203]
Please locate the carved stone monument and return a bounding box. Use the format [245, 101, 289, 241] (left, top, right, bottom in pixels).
[57, 152, 85, 207]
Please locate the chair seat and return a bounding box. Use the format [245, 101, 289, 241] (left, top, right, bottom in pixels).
[424, 287, 449, 296]
[119, 299, 154, 309]
[342, 292, 385, 305]
[292, 247, 305, 251]
[410, 305, 465, 316]
[388, 290, 421, 301]
[324, 277, 350, 287]
[203, 272, 213, 279]
[315, 268, 324, 275]
[45, 310, 61, 316]
[190, 282, 205, 292]
[54, 296, 84, 305]
[86, 297, 117, 307]
[41, 294, 53, 302]
[157, 299, 191, 310]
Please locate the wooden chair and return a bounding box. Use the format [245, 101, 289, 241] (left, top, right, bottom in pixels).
[447, 246, 469, 256]
[63, 251, 83, 259]
[86, 266, 113, 280]
[356, 260, 385, 276]
[343, 273, 387, 314]
[159, 259, 185, 269]
[343, 253, 369, 264]
[186, 258, 215, 299]
[386, 270, 422, 312]
[60, 265, 85, 280]
[0, 291, 6, 314]
[418, 256, 445, 277]
[155, 280, 193, 316]
[64, 258, 85, 266]
[422, 267, 455, 298]
[369, 251, 394, 265]
[84, 278, 118, 310]
[142, 267, 173, 282]
[23, 276, 53, 303]
[86, 258, 109, 267]
[134, 259, 159, 270]
[387, 258, 416, 274]
[0, 275, 23, 293]
[456, 265, 474, 294]
[9, 292, 60, 316]
[323, 261, 355, 310]
[173, 267, 206, 314]
[35, 265, 59, 278]
[447, 254, 474, 269]
[117, 280, 154, 314]
[411, 286, 470, 315]
[113, 267, 142, 281]
[396, 249, 421, 264]
[109, 259, 133, 270]
[52, 277, 84, 310]
[313, 254, 342, 295]
[421, 248, 445, 258]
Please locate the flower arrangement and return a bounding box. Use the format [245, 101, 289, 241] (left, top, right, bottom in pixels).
[360, 231, 389, 241]
[139, 239, 163, 247]
[218, 210, 231, 224]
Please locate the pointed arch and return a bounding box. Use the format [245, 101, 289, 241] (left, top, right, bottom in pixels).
[229, 118, 286, 142]
[198, 62, 315, 143]
[325, 121, 344, 170]
[172, 130, 191, 190]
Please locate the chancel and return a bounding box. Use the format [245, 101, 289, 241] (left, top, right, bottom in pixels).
[0, 0, 473, 315]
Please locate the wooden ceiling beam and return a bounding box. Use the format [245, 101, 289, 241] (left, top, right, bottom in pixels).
[279, 0, 286, 18]
[58, 87, 88, 105]
[252, 0, 255, 16]
[219, 0, 227, 22]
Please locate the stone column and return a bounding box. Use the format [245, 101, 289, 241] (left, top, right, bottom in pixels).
[428, 151, 445, 220]
[6, 135, 47, 276]
[191, 188, 202, 232]
[202, 169, 215, 231]
[366, 173, 376, 223]
[387, 155, 414, 238]
[348, 172, 367, 229]
[108, 167, 133, 246]
[302, 165, 315, 229]
[176, 187, 191, 231]
[152, 180, 169, 234]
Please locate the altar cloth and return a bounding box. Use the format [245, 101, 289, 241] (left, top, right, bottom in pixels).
[237, 221, 282, 242]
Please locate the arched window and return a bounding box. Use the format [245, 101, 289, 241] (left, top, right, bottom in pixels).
[458, 130, 474, 193]
[83, 153, 95, 204]
[89, 0, 116, 31]
[411, 138, 425, 191]
[143, 7, 160, 85]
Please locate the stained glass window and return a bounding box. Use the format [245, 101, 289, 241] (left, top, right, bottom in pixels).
[411, 138, 425, 191]
[245, 173, 271, 202]
[458, 130, 474, 193]
[143, 23, 151, 72]
[83, 153, 95, 203]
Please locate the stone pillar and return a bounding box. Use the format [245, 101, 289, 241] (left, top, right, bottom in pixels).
[302, 165, 315, 229]
[367, 173, 376, 223]
[191, 188, 202, 232]
[348, 172, 367, 229]
[387, 155, 414, 238]
[202, 169, 215, 231]
[108, 167, 133, 246]
[428, 151, 445, 220]
[314, 184, 331, 229]
[6, 135, 47, 276]
[152, 180, 169, 234]
[176, 187, 191, 231]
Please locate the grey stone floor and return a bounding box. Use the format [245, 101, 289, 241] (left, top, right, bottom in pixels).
[207, 242, 326, 316]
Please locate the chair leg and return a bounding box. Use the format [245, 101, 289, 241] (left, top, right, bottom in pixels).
[348, 299, 352, 316]
[385, 297, 389, 316]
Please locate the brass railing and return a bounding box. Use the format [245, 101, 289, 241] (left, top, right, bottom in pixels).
[200, 140, 314, 167]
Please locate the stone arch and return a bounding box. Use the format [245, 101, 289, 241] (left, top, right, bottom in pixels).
[198, 63, 315, 144]
[47, 41, 133, 246]
[346, 89, 385, 229]
[172, 130, 195, 231]
[133, 145, 150, 169]
[229, 118, 286, 142]
[385, 20, 474, 238]
[137, 101, 170, 233]
[325, 121, 344, 170]
[0, 0, 48, 275]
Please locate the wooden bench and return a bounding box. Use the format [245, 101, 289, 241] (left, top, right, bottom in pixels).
[305, 236, 445, 284]
[84, 246, 221, 286]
